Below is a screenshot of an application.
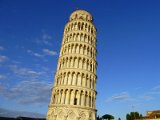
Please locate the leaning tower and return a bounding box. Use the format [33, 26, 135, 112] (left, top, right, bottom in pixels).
[46, 9, 97, 120]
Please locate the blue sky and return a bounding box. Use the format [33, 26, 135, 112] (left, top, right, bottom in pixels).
[0, 0, 160, 119]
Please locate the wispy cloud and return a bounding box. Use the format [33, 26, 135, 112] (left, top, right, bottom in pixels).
[36, 33, 53, 46]
[107, 84, 160, 103]
[0, 83, 5, 92]
[0, 46, 4, 51]
[43, 49, 57, 56]
[146, 85, 160, 95]
[140, 95, 154, 101]
[0, 75, 7, 80]
[0, 55, 8, 62]
[27, 50, 44, 58]
[27, 49, 57, 58]
[106, 92, 133, 102]
[42, 33, 52, 45]
[152, 85, 160, 91]
[138, 85, 160, 101]
[33, 53, 43, 57]
[0, 80, 52, 105]
[8, 64, 45, 78]
[0, 61, 54, 105]
[0, 107, 45, 118]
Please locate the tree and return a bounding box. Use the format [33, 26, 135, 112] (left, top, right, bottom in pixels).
[126, 113, 131, 120]
[118, 117, 121, 120]
[139, 114, 143, 118]
[126, 112, 143, 120]
[97, 115, 102, 120]
[102, 114, 114, 120]
[134, 112, 140, 119]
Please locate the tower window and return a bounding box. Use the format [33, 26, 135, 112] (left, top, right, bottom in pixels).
[74, 98, 77, 105]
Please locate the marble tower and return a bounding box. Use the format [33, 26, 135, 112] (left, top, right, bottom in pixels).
[47, 9, 97, 120]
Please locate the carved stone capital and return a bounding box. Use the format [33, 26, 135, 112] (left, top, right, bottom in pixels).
[64, 115, 68, 120]
[76, 117, 80, 120]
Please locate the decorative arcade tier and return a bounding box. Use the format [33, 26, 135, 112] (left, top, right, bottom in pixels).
[47, 9, 97, 120]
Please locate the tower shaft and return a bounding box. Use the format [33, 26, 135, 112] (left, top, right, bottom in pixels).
[47, 10, 97, 120]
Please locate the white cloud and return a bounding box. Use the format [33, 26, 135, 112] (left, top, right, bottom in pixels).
[27, 49, 32, 53]
[140, 95, 154, 101]
[36, 33, 53, 46]
[0, 75, 7, 80]
[0, 46, 4, 51]
[0, 55, 8, 62]
[42, 33, 52, 45]
[0, 80, 52, 105]
[107, 84, 160, 103]
[8, 64, 45, 78]
[106, 90, 158, 103]
[106, 92, 133, 102]
[0, 83, 5, 92]
[147, 85, 160, 95]
[43, 49, 57, 56]
[27, 49, 44, 58]
[138, 85, 160, 101]
[33, 53, 43, 57]
[152, 85, 160, 91]
[27, 49, 57, 58]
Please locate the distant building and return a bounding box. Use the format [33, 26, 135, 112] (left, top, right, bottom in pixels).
[136, 110, 160, 120]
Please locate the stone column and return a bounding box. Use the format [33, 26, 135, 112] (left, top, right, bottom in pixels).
[70, 90, 75, 105]
[67, 59, 69, 67]
[93, 97, 95, 108]
[90, 79, 92, 89]
[64, 74, 67, 85]
[61, 75, 64, 85]
[72, 73, 76, 85]
[94, 80, 96, 89]
[77, 74, 80, 86]
[82, 77, 85, 87]
[88, 78, 90, 88]
[65, 90, 69, 104]
[86, 95, 89, 107]
[88, 62, 90, 71]
[56, 93, 59, 104]
[68, 73, 72, 85]
[91, 94, 93, 108]
[77, 91, 80, 105]
[61, 91, 65, 104]
[82, 93, 85, 106]
[68, 90, 71, 104]
[58, 91, 62, 104]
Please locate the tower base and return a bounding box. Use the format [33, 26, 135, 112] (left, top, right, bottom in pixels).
[46, 105, 97, 120]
